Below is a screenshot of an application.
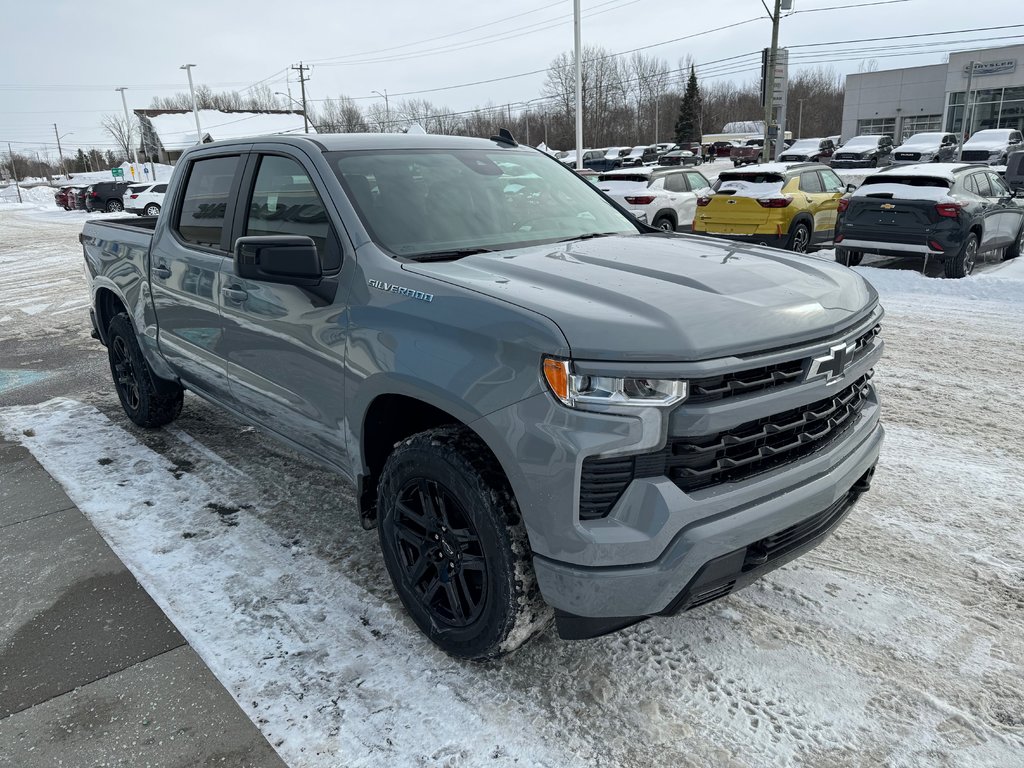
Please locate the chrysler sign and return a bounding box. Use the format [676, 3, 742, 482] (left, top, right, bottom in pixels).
[963, 59, 1017, 78]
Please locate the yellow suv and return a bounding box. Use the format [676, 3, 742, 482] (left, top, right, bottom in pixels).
[692, 162, 847, 252]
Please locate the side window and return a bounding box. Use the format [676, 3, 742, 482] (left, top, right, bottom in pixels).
[684, 173, 708, 191]
[245, 155, 340, 271]
[971, 173, 992, 198]
[799, 171, 823, 193]
[819, 169, 845, 193]
[664, 174, 686, 193]
[153, 184, 168, 194]
[649, 176, 666, 190]
[176, 155, 241, 249]
[987, 173, 1010, 198]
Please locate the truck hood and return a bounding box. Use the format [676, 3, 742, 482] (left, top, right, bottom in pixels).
[404, 234, 878, 361]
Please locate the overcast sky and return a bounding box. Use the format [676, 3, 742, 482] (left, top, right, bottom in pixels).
[2, 0, 1019, 156]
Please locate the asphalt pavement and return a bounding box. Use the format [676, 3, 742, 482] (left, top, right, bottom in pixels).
[0, 435, 287, 768]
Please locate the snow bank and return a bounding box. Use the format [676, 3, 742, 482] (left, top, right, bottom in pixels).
[0, 184, 57, 206]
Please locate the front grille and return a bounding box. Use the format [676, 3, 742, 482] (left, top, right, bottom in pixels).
[835, 153, 860, 160]
[578, 372, 873, 519]
[688, 360, 804, 403]
[669, 372, 872, 492]
[961, 150, 992, 162]
[894, 152, 920, 161]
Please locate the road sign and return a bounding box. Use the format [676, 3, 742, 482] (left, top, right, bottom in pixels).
[111, 167, 124, 178]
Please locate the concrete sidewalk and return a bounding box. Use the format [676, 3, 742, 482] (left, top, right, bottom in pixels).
[0, 437, 286, 768]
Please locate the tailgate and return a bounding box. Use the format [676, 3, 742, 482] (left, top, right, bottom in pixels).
[844, 197, 937, 229]
[699, 195, 772, 231]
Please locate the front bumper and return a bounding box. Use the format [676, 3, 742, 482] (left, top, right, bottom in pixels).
[831, 158, 878, 168]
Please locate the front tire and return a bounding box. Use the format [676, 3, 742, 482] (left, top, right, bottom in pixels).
[1005, 222, 1024, 260]
[787, 221, 811, 253]
[106, 313, 183, 427]
[944, 233, 979, 278]
[377, 426, 551, 660]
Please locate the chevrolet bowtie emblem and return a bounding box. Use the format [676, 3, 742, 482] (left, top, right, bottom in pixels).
[807, 342, 856, 384]
[880, 203, 896, 210]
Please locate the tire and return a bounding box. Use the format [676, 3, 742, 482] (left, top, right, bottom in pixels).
[1005, 221, 1024, 260]
[755, 154, 763, 164]
[944, 232, 979, 278]
[144, 203, 161, 216]
[377, 426, 551, 660]
[870, 157, 878, 167]
[106, 313, 183, 427]
[106, 199, 123, 213]
[836, 248, 863, 267]
[786, 221, 812, 253]
[652, 214, 676, 232]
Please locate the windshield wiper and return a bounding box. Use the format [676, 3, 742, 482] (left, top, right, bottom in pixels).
[407, 247, 496, 263]
[554, 232, 623, 244]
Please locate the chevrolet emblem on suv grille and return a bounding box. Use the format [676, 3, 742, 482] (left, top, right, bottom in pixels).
[807, 342, 856, 384]
[880, 203, 896, 210]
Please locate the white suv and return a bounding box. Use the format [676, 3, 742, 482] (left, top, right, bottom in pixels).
[122, 182, 167, 216]
[596, 167, 712, 231]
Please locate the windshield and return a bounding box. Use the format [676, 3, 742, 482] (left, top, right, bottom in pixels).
[844, 136, 879, 148]
[965, 130, 1010, 145]
[786, 140, 821, 152]
[901, 133, 944, 147]
[329, 148, 638, 258]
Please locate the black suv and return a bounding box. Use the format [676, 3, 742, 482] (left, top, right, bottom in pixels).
[835, 163, 1024, 277]
[84, 181, 133, 212]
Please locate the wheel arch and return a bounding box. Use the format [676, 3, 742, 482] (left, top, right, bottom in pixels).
[93, 286, 130, 345]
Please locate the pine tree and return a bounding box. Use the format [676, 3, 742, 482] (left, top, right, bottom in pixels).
[674, 65, 702, 145]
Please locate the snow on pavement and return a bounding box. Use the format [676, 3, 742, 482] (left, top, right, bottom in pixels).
[2, 205, 1024, 766]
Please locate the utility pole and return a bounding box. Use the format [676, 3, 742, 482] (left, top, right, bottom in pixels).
[762, 0, 783, 161]
[7, 143, 22, 203]
[958, 60, 976, 159]
[293, 63, 311, 133]
[573, 0, 583, 170]
[654, 95, 659, 145]
[372, 89, 389, 132]
[797, 98, 805, 139]
[53, 124, 69, 180]
[114, 87, 140, 169]
[180, 64, 203, 142]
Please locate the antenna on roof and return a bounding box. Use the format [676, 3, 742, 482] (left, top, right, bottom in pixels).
[490, 128, 518, 147]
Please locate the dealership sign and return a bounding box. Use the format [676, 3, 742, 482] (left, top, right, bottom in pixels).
[963, 59, 1017, 77]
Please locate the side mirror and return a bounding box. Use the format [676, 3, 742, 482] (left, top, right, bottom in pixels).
[846, 183, 858, 194]
[233, 235, 322, 287]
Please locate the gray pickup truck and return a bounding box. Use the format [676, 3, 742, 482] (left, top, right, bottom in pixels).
[82, 132, 884, 660]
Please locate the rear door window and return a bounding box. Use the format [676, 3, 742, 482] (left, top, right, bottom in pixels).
[176, 155, 241, 250]
[244, 154, 340, 271]
[153, 184, 168, 194]
[663, 174, 686, 193]
[969, 173, 992, 197]
[799, 171, 824, 193]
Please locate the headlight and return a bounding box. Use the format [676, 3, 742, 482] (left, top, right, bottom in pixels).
[542, 357, 688, 408]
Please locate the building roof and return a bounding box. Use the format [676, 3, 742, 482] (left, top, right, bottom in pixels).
[135, 109, 311, 151]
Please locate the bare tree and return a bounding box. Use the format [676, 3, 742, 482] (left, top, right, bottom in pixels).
[101, 113, 136, 159]
[315, 95, 369, 133]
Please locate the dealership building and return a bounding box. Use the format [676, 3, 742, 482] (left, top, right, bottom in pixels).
[841, 44, 1022, 142]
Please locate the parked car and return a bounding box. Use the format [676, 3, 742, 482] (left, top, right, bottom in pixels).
[709, 140, 741, 159]
[623, 145, 660, 166]
[834, 163, 1024, 277]
[778, 138, 836, 164]
[830, 135, 894, 168]
[54, 186, 73, 210]
[959, 129, 1024, 166]
[84, 181, 134, 212]
[654, 142, 676, 156]
[123, 182, 168, 216]
[693, 161, 847, 252]
[69, 186, 90, 211]
[891, 132, 961, 165]
[731, 139, 765, 167]
[82, 132, 882, 659]
[596, 166, 711, 230]
[657, 149, 702, 167]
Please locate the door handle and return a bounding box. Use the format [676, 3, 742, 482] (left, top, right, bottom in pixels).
[221, 286, 249, 302]
[154, 264, 172, 279]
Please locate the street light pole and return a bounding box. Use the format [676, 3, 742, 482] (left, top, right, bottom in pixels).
[180, 64, 203, 143]
[372, 89, 390, 132]
[797, 98, 805, 139]
[762, 0, 782, 161]
[114, 87, 140, 168]
[573, 0, 583, 170]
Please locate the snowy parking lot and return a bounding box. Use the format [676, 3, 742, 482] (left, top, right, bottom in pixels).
[2, 198, 1023, 767]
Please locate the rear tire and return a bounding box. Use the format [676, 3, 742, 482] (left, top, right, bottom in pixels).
[106, 313, 183, 427]
[786, 221, 811, 253]
[106, 199, 123, 213]
[836, 248, 863, 267]
[144, 203, 161, 216]
[652, 214, 676, 232]
[944, 233, 979, 278]
[377, 426, 551, 660]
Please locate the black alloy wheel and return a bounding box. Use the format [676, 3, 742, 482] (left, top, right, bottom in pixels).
[111, 335, 141, 411]
[945, 233, 979, 278]
[788, 222, 811, 253]
[391, 477, 487, 628]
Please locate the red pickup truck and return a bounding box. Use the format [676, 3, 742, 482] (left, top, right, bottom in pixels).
[730, 139, 764, 167]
